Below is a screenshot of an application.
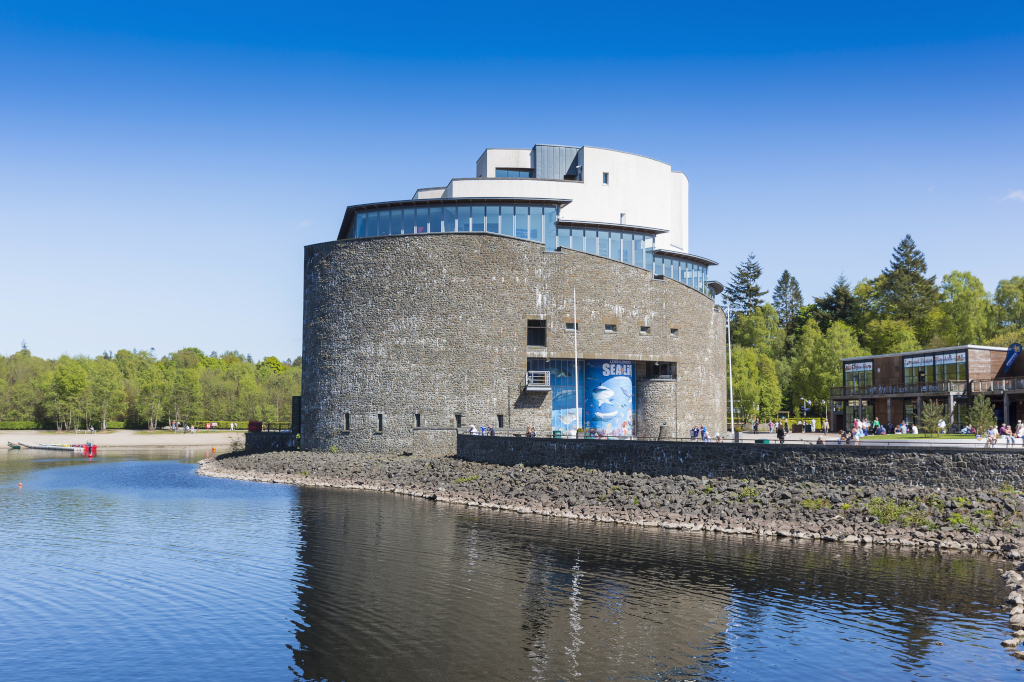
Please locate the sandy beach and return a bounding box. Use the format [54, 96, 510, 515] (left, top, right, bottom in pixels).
[2, 429, 243, 448]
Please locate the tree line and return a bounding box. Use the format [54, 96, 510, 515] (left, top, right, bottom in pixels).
[722, 234, 1023, 422]
[0, 345, 301, 430]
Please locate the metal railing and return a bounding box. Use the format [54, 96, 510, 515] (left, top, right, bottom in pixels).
[972, 378, 1024, 393]
[829, 381, 966, 398]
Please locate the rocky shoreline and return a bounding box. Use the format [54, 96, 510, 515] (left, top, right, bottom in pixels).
[200, 449, 1024, 655]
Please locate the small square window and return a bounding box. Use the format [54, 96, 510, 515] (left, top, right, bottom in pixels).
[602, 172, 609, 184]
[605, 324, 617, 333]
[565, 322, 577, 331]
[670, 328, 679, 337]
[527, 319, 547, 347]
[640, 325, 651, 335]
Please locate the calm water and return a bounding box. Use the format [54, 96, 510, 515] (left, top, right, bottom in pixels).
[0, 450, 1019, 681]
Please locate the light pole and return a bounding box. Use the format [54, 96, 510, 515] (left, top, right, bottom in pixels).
[726, 300, 736, 440]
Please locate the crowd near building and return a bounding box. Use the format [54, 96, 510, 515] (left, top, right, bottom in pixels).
[831, 344, 1023, 432]
[301, 144, 728, 453]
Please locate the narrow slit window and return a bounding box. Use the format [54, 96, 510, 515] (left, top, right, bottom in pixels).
[455, 414, 463, 428]
[377, 413, 384, 432]
[415, 413, 421, 428]
[497, 414, 504, 428]
[602, 172, 609, 185]
[344, 413, 350, 431]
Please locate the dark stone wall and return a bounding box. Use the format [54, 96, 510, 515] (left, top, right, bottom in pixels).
[456, 435, 1024, 489]
[246, 431, 297, 453]
[302, 233, 727, 454]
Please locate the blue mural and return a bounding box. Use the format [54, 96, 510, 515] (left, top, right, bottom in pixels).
[583, 360, 635, 437]
[526, 358, 636, 436]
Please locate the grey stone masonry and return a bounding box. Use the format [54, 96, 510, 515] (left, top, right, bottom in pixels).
[457, 435, 1024, 489]
[246, 431, 297, 453]
[302, 232, 726, 454]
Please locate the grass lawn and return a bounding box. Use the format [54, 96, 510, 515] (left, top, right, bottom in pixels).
[861, 433, 976, 439]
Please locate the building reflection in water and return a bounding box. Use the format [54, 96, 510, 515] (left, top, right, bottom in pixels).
[288, 486, 1005, 681]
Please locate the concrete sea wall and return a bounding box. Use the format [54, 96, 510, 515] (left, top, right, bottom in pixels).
[456, 435, 1024, 489]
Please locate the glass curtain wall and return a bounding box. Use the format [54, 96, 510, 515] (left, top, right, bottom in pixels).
[843, 362, 874, 391]
[902, 353, 967, 384]
[351, 203, 557, 243]
[654, 255, 710, 296]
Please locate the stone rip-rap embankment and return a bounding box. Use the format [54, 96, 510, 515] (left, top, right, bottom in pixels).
[200, 449, 1024, 653]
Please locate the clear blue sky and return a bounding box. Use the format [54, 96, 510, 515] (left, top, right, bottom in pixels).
[2, 1, 1022, 361]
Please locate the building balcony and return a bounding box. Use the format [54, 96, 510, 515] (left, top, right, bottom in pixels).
[972, 378, 1024, 394]
[525, 370, 552, 391]
[829, 381, 967, 399]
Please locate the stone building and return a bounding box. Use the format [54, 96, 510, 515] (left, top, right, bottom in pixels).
[302, 144, 727, 454]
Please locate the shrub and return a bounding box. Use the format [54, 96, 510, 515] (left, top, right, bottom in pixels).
[0, 421, 42, 430]
[739, 486, 759, 501]
[801, 498, 830, 510]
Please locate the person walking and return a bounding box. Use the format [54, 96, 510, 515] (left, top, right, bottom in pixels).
[776, 421, 786, 444]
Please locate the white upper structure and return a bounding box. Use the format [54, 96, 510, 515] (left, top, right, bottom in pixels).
[412, 145, 690, 253]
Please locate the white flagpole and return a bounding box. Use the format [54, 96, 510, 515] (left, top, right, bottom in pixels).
[574, 288, 579, 437]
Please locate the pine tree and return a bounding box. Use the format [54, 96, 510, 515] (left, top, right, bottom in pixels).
[724, 253, 767, 317]
[871, 234, 939, 327]
[813, 275, 859, 328]
[772, 270, 804, 330]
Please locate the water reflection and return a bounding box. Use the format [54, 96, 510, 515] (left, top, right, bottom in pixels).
[289, 487, 1009, 681]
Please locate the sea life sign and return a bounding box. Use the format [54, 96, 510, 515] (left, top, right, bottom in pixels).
[583, 360, 636, 437]
[1007, 343, 1022, 372]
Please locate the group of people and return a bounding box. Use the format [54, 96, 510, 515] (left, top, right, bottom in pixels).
[980, 422, 1024, 447]
[689, 425, 710, 442]
[466, 424, 497, 436]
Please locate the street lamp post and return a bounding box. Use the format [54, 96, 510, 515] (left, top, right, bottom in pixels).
[726, 301, 736, 441]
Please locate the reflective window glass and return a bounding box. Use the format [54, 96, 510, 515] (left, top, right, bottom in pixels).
[429, 207, 442, 233]
[585, 229, 596, 254]
[557, 226, 570, 249]
[571, 228, 584, 251]
[621, 233, 632, 264]
[443, 206, 457, 232]
[355, 212, 366, 238]
[530, 206, 543, 241]
[655, 257, 663, 276]
[501, 206, 514, 236]
[403, 209, 415, 234]
[544, 208, 557, 250]
[598, 230, 609, 257]
[644, 237, 654, 270]
[633, 235, 643, 266]
[472, 205, 485, 232]
[610, 231, 621, 260]
[415, 208, 428, 233]
[384, 210, 397, 235]
[366, 211, 378, 237]
[486, 205, 499, 233]
[458, 206, 471, 232]
[515, 206, 528, 239]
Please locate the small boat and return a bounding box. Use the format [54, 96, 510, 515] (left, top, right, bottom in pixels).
[18, 443, 85, 453]
[7, 442, 20, 449]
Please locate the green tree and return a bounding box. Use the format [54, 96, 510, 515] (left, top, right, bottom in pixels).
[862, 319, 921, 355]
[919, 400, 948, 435]
[994, 276, 1024, 329]
[986, 326, 1024, 349]
[864, 235, 939, 344]
[49, 357, 88, 430]
[729, 345, 760, 424]
[936, 270, 993, 345]
[731, 304, 785, 359]
[137, 363, 166, 430]
[257, 356, 287, 375]
[90, 359, 126, 430]
[168, 367, 203, 425]
[772, 270, 804, 330]
[723, 253, 767, 317]
[813, 275, 860, 331]
[965, 395, 996, 431]
[790, 321, 865, 405]
[756, 353, 782, 420]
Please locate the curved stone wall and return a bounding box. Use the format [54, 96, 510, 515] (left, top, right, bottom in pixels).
[302, 233, 726, 453]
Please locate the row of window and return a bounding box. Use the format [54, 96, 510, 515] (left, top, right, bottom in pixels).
[347, 203, 712, 297]
[338, 412, 507, 433]
[527, 320, 682, 346]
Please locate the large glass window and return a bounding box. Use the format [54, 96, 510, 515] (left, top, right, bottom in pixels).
[472, 206, 485, 232]
[458, 206, 471, 232]
[415, 208, 428, 233]
[571, 228, 584, 251]
[904, 356, 935, 384]
[598, 230, 609, 258]
[366, 211, 378, 237]
[529, 206, 543, 241]
[403, 208, 415, 234]
[515, 206, 528, 239]
[544, 208, 556, 251]
[355, 212, 366, 238]
[443, 206, 456, 232]
[496, 169, 533, 178]
[585, 229, 596, 254]
[500, 205, 514, 236]
[429, 207, 442, 233]
[844, 361, 873, 390]
[610, 231, 621, 260]
[486, 205, 499, 234]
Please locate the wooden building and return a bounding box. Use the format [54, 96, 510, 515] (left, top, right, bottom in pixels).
[830, 345, 1024, 431]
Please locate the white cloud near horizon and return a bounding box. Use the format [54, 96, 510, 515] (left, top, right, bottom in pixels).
[1002, 190, 1024, 202]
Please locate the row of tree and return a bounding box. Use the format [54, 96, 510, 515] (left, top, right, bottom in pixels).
[722, 234, 1023, 422]
[0, 345, 301, 430]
